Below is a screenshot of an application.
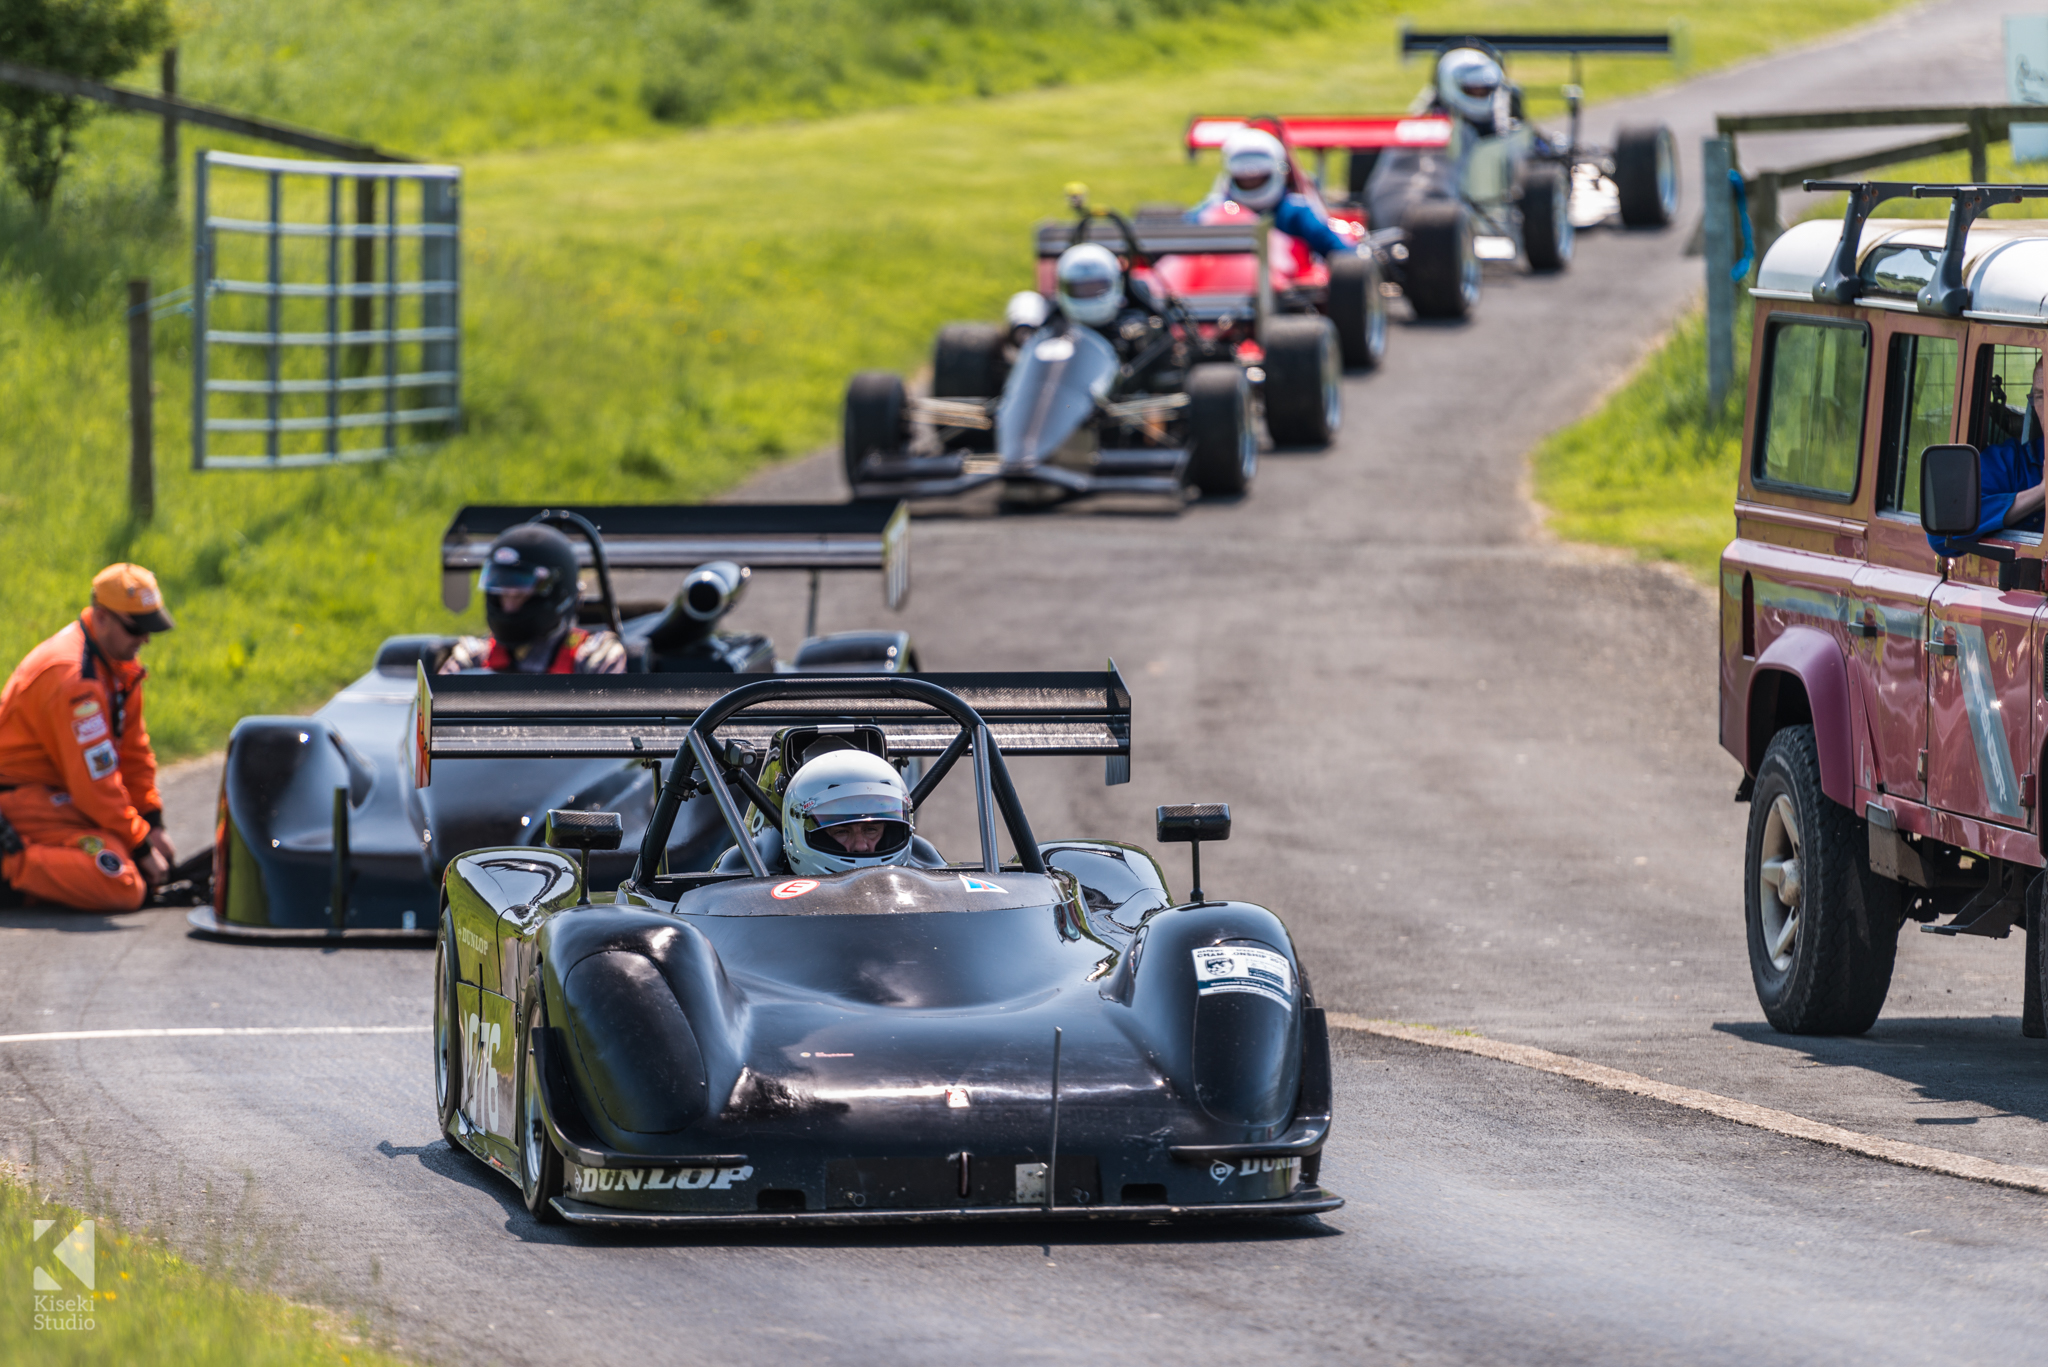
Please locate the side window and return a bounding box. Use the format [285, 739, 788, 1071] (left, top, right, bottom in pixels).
[1967, 342, 2041, 451]
[1755, 316, 1870, 500]
[1875, 332, 1958, 515]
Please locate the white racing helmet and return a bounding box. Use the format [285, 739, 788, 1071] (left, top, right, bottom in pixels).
[781, 749, 915, 877]
[1437, 46, 1505, 125]
[1220, 127, 1288, 212]
[1055, 242, 1124, 327]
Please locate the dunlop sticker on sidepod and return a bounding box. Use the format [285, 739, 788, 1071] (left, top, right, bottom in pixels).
[1192, 946, 1292, 1007]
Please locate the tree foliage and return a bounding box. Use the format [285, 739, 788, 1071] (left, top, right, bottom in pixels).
[0, 0, 172, 214]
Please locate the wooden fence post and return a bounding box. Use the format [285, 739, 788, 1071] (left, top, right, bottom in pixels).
[127, 280, 154, 522]
[159, 49, 177, 199]
[1703, 137, 1735, 410]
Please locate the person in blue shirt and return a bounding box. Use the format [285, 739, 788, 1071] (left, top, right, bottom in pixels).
[1192, 127, 1359, 261]
[1930, 356, 2045, 554]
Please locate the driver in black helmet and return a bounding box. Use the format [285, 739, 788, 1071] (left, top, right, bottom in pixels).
[439, 524, 627, 675]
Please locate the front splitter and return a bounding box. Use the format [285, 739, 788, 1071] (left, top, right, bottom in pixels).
[551, 1187, 1343, 1228]
[185, 906, 435, 944]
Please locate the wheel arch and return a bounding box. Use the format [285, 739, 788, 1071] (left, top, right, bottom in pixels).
[1746, 625, 1855, 808]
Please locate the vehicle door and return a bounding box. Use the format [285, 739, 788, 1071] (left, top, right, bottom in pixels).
[1925, 331, 2045, 830]
[1852, 322, 1962, 805]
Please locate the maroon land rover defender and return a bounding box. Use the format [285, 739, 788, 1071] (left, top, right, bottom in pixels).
[1723, 182, 2048, 1036]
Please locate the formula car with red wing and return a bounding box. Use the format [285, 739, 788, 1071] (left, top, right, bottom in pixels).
[189, 501, 912, 942]
[1187, 30, 1679, 320]
[843, 198, 1346, 507]
[423, 666, 1340, 1226]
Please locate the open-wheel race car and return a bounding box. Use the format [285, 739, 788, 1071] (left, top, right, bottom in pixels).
[188, 501, 911, 942]
[423, 667, 1340, 1226]
[1187, 30, 1679, 320]
[843, 197, 1348, 508]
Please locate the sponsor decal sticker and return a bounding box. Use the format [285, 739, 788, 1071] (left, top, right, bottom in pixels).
[81, 741, 117, 782]
[94, 851, 124, 878]
[72, 715, 108, 745]
[455, 924, 491, 957]
[957, 875, 1006, 894]
[1210, 1155, 1302, 1183]
[771, 879, 819, 900]
[77, 837, 103, 856]
[572, 1164, 754, 1194]
[1192, 945, 1294, 1008]
[70, 701, 100, 720]
[945, 1086, 971, 1108]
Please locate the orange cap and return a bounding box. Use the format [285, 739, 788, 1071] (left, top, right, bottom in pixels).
[91, 563, 174, 633]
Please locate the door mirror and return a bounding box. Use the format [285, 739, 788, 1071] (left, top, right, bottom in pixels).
[1920, 444, 1982, 537]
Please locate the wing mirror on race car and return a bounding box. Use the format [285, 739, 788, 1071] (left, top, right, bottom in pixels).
[543, 809, 623, 904]
[1920, 444, 1982, 539]
[1156, 803, 1230, 905]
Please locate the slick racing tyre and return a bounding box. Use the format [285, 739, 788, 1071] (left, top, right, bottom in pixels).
[518, 995, 566, 1223]
[1744, 726, 1901, 1035]
[434, 916, 462, 1136]
[1519, 162, 1573, 274]
[1324, 250, 1387, 371]
[1614, 124, 1679, 228]
[1184, 363, 1256, 497]
[842, 370, 907, 492]
[1401, 201, 1478, 320]
[931, 323, 1007, 452]
[1262, 315, 1342, 448]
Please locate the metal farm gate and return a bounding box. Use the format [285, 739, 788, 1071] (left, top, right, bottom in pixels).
[192, 150, 461, 468]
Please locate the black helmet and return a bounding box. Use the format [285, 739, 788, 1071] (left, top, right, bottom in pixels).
[480, 523, 580, 648]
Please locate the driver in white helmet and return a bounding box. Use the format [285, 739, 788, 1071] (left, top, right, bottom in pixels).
[781, 749, 919, 878]
[1188, 126, 1359, 261]
[1430, 44, 1512, 135]
[1053, 242, 1127, 331]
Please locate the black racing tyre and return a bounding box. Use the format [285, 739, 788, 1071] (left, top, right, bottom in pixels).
[2025, 876, 2046, 1039]
[1183, 362, 1256, 497]
[1261, 315, 1342, 448]
[1520, 162, 1573, 274]
[932, 323, 1006, 453]
[434, 921, 461, 1136]
[1613, 124, 1678, 228]
[1744, 726, 1901, 1035]
[518, 994, 566, 1223]
[842, 370, 907, 492]
[1324, 251, 1387, 371]
[1400, 201, 1478, 320]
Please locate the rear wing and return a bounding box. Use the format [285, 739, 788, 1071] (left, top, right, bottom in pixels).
[1398, 29, 1671, 57]
[1186, 114, 1452, 154]
[440, 502, 909, 614]
[413, 664, 1133, 785]
[1034, 219, 1260, 260]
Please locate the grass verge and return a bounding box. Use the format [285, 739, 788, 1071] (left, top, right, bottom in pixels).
[0, 1173, 408, 1365]
[2, 0, 1909, 758]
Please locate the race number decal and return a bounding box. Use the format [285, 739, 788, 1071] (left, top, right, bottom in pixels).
[1192, 945, 1294, 1008]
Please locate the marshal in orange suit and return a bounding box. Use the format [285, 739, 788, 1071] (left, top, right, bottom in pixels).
[0, 564, 177, 911]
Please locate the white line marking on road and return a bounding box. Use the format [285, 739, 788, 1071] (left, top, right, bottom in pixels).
[1330, 1014, 2048, 1197]
[0, 1025, 429, 1045]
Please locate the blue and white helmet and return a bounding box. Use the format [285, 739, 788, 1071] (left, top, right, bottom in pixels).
[1055, 243, 1124, 328]
[781, 749, 915, 877]
[1437, 46, 1504, 125]
[1220, 127, 1288, 212]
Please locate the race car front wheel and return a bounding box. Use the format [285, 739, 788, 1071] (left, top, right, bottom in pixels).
[1400, 201, 1478, 320]
[1262, 315, 1342, 448]
[519, 996, 566, 1223]
[1614, 124, 1679, 228]
[1184, 363, 1256, 497]
[932, 323, 1007, 452]
[842, 370, 908, 492]
[434, 923, 461, 1135]
[1520, 163, 1573, 274]
[1324, 251, 1387, 371]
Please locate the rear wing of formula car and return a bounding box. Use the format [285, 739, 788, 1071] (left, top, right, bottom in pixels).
[1185, 114, 1452, 155]
[1034, 219, 1261, 260]
[440, 502, 909, 614]
[413, 663, 1134, 785]
[1397, 29, 1671, 58]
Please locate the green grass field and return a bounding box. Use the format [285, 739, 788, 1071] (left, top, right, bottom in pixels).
[0, 1174, 407, 1365]
[1533, 140, 2034, 585]
[1, 0, 1907, 758]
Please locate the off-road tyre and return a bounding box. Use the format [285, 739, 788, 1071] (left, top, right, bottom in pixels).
[1520, 162, 1573, 274]
[1262, 315, 1342, 448]
[1400, 201, 1478, 320]
[1324, 251, 1387, 371]
[434, 920, 461, 1135]
[1614, 124, 1678, 228]
[2026, 875, 2046, 1038]
[842, 370, 907, 492]
[1744, 726, 1901, 1034]
[517, 994, 566, 1223]
[931, 323, 1006, 452]
[1184, 363, 1256, 497]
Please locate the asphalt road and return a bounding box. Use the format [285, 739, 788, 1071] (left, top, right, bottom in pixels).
[13, 3, 2048, 1361]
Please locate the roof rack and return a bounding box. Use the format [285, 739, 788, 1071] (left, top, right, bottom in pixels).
[1804, 179, 2048, 315]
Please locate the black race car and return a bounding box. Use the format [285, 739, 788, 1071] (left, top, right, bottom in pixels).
[424, 668, 1340, 1226]
[189, 502, 912, 942]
